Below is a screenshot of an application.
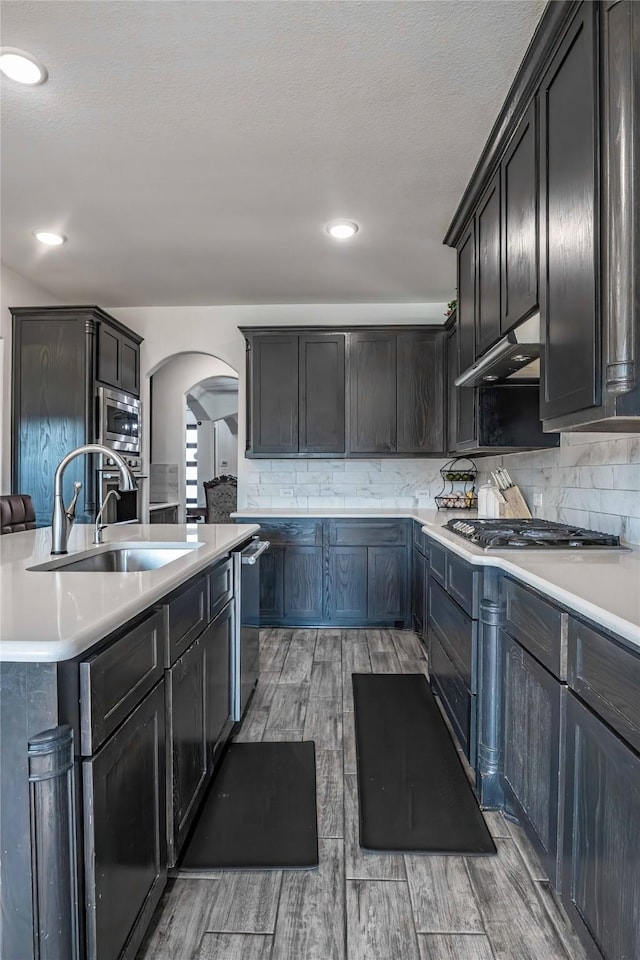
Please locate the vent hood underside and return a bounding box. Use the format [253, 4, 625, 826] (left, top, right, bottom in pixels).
[455, 313, 540, 387]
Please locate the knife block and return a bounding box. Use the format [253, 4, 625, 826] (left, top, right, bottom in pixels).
[499, 485, 532, 519]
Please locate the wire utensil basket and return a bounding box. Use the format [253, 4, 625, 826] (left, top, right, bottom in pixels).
[434, 456, 478, 510]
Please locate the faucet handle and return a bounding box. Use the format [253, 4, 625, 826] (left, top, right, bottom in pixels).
[67, 481, 83, 521]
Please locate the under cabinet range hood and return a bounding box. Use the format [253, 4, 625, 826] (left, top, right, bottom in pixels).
[455, 313, 541, 387]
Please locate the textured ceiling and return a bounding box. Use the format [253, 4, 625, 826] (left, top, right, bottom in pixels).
[0, 0, 546, 306]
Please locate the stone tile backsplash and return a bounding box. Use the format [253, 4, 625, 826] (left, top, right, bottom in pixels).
[244, 458, 452, 510]
[243, 435, 640, 544]
[478, 434, 640, 545]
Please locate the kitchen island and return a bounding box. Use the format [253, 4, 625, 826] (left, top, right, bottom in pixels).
[0, 521, 259, 960]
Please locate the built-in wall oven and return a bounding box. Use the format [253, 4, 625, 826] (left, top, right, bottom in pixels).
[96, 386, 144, 522]
[97, 386, 141, 453]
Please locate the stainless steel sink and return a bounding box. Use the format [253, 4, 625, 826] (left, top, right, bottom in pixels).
[28, 542, 203, 573]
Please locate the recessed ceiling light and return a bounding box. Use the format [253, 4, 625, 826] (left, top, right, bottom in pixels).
[483, 375, 498, 382]
[512, 355, 531, 363]
[326, 220, 359, 240]
[0, 47, 48, 85]
[34, 231, 66, 246]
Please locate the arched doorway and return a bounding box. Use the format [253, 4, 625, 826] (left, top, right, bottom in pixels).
[148, 352, 238, 522]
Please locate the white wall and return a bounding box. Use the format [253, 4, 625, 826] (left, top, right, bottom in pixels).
[111, 302, 448, 508]
[150, 352, 238, 521]
[216, 419, 238, 476]
[0, 264, 63, 493]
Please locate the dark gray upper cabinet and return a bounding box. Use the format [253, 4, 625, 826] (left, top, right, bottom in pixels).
[457, 226, 476, 376]
[446, 1, 640, 433]
[475, 174, 502, 357]
[446, 320, 458, 455]
[247, 334, 300, 455]
[11, 306, 142, 524]
[397, 331, 445, 454]
[539, 3, 599, 421]
[245, 331, 345, 456]
[244, 327, 446, 458]
[501, 100, 538, 333]
[97, 320, 140, 396]
[349, 331, 397, 454]
[299, 334, 345, 454]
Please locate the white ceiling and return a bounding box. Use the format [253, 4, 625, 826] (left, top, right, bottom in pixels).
[0, 0, 546, 307]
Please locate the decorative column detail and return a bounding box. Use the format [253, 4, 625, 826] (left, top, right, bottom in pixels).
[28, 725, 79, 960]
[477, 599, 505, 808]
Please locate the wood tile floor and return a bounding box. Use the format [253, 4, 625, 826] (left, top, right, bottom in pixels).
[137, 628, 588, 960]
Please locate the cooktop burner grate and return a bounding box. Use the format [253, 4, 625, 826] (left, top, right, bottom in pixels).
[444, 518, 621, 549]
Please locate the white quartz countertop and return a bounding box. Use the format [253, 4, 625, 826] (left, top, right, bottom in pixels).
[233, 507, 640, 648]
[0, 522, 259, 662]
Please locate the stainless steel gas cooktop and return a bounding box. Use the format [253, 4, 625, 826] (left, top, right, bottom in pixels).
[444, 518, 622, 550]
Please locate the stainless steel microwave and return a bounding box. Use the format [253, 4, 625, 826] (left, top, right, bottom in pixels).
[97, 386, 141, 454]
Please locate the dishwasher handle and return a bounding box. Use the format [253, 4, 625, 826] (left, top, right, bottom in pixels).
[241, 539, 270, 564]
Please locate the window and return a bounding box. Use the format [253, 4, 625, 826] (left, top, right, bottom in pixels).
[186, 423, 198, 506]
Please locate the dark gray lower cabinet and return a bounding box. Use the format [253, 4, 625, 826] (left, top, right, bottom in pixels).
[283, 546, 324, 621]
[204, 602, 233, 764]
[368, 546, 406, 622]
[562, 692, 640, 960]
[327, 546, 368, 620]
[412, 547, 427, 635]
[83, 681, 166, 960]
[502, 633, 561, 885]
[254, 519, 410, 627]
[168, 636, 207, 863]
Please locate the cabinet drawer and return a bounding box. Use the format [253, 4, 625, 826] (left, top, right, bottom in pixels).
[568, 617, 640, 753]
[255, 519, 323, 545]
[446, 552, 479, 618]
[428, 579, 476, 691]
[209, 557, 233, 620]
[413, 522, 429, 557]
[328, 519, 408, 546]
[165, 575, 209, 665]
[429, 633, 473, 761]
[504, 578, 566, 679]
[80, 609, 164, 754]
[429, 539, 447, 587]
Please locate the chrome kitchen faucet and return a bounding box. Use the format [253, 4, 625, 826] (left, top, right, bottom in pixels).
[51, 443, 137, 554]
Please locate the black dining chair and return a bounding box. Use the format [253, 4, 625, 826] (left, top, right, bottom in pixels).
[202, 476, 238, 524]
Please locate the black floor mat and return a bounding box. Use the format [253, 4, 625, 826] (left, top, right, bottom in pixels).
[179, 741, 319, 870]
[352, 673, 496, 854]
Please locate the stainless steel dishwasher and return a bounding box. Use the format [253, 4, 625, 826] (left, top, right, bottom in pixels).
[232, 537, 270, 721]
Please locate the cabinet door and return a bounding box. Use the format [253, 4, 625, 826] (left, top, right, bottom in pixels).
[97, 323, 121, 389]
[283, 546, 323, 621]
[367, 546, 406, 623]
[349, 332, 397, 454]
[169, 638, 207, 861]
[397, 332, 446, 453]
[259, 544, 285, 621]
[249, 335, 299, 454]
[456, 225, 478, 448]
[327, 546, 368, 621]
[203, 601, 232, 760]
[412, 547, 426, 636]
[119, 335, 140, 396]
[13, 318, 93, 525]
[539, 5, 599, 420]
[83, 682, 166, 960]
[475, 173, 502, 356]
[502, 634, 561, 884]
[563, 692, 640, 960]
[446, 323, 458, 454]
[501, 100, 538, 333]
[299, 334, 345, 454]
